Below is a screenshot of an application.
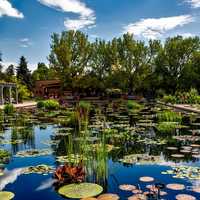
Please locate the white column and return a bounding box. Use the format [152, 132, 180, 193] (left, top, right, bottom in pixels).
[9, 86, 12, 103]
[16, 87, 18, 104]
[1, 86, 4, 105]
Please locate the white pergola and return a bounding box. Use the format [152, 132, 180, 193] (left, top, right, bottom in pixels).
[0, 83, 18, 105]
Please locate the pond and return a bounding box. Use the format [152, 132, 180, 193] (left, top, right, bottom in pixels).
[0, 101, 200, 200]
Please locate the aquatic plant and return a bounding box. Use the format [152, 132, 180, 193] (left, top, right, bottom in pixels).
[3, 104, 15, 115]
[54, 162, 85, 183]
[157, 110, 182, 123]
[58, 183, 103, 199]
[156, 122, 178, 133]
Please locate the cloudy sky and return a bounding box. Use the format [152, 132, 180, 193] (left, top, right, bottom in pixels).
[0, 0, 200, 70]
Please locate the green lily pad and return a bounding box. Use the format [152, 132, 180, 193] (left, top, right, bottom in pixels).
[58, 183, 103, 199]
[0, 191, 15, 200]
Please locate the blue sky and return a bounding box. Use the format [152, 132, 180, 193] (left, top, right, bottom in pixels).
[0, 0, 200, 70]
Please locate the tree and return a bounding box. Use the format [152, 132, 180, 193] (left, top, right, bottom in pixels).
[5, 64, 15, 82]
[49, 30, 92, 91]
[154, 36, 200, 94]
[117, 33, 154, 94]
[32, 62, 51, 84]
[16, 56, 32, 90]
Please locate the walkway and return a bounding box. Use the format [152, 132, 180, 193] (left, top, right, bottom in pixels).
[0, 101, 37, 110]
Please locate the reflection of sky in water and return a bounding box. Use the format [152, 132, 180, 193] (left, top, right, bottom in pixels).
[0, 120, 200, 199]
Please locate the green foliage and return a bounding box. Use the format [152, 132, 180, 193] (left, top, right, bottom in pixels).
[162, 95, 177, 104]
[127, 100, 143, 111]
[3, 104, 15, 115]
[78, 101, 91, 111]
[17, 82, 32, 101]
[156, 122, 178, 133]
[37, 100, 60, 110]
[157, 110, 182, 123]
[163, 88, 200, 104]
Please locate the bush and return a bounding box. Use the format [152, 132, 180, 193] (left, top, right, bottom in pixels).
[37, 100, 60, 110]
[163, 95, 176, 104]
[163, 88, 200, 104]
[127, 100, 143, 111]
[3, 104, 15, 115]
[37, 101, 45, 109]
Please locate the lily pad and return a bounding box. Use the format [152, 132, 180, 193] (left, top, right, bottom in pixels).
[97, 193, 119, 200]
[58, 183, 103, 199]
[176, 194, 196, 200]
[166, 184, 185, 190]
[119, 184, 136, 191]
[0, 191, 15, 200]
[139, 176, 154, 182]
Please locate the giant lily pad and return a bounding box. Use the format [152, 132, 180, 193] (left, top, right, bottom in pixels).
[0, 191, 15, 200]
[58, 183, 103, 199]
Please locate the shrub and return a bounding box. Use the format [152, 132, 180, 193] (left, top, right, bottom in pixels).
[37, 101, 45, 109]
[157, 110, 182, 123]
[37, 100, 60, 110]
[127, 100, 143, 111]
[163, 95, 176, 104]
[3, 104, 15, 115]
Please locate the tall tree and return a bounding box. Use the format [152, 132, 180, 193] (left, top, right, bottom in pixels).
[5, 64, 15, 82]
[16, 56, 32, 90]
[49, 30, 92, 90]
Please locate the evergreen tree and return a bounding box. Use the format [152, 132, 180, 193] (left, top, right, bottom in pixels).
[16, 56, 32, 90]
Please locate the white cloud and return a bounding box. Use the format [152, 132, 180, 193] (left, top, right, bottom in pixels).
[123, 15, 194, 39]
[0, 0, 24, 18]
[181, 32, 195, 38]
[19, 38, 33, 48]
[185, 0, 200, 8]
[64, 15, 95, 30]
[38, 0, 96, 30]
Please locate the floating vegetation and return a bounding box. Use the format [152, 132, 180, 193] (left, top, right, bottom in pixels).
[41, 140, 60, 146]
[0, 191, 15, 200]
[119, 154, 162, 165]
[56, 154, 90, 164]
[0, 139, 23, 145]
[23, 164, 55, 175]
[161, 166, 200, 180]
[171, 154, 184, 158]
[97, 193, 119, 200]
[139, 176, 154, 182]
[91, 144, 119, 152]
[128, 194, 147, 200]
[15, 149, 52, 157]
[173, 135, 200, 142]
[166, 147, 178, 150]
[175, 194, 196, 200]
[58, 183, 103, 199]
[119, 184, 136, 191]
[166, 183, 185, 190]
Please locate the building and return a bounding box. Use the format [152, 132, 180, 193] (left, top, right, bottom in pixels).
[34, 80, 61, 98]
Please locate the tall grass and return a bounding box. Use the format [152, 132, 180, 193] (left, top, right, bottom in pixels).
[157, 110, 182, 123]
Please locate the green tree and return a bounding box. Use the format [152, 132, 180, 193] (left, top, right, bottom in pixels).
[49, 30, 92, 91]
[16, 56, 32, 90]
